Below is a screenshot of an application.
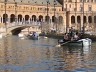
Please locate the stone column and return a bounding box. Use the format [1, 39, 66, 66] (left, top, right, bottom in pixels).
[2, 17, 3, 23]
[0, 16, 1, 23]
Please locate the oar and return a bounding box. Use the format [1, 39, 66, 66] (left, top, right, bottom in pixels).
[55, 41, 71, 47]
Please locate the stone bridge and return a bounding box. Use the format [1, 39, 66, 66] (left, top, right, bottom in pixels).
[7, 21, 41, 35]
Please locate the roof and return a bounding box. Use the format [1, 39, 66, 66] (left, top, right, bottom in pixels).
[1, 0, 61, 6]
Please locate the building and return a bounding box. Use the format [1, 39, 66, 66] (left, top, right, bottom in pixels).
[0, 0, 96, 34]
[0, 0, 66, 34]
[62, 0, 96, 33]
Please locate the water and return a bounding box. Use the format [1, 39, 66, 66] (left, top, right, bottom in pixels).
[0, 35, 96, 72]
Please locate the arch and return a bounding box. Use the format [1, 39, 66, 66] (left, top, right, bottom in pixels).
[10, 14, 15, 23]
[71, 15, 75, 23]
[84, 16, 86, 23]
[88, 16, 92, 23]
[94, 16, 96, 23]
[32, 15, 36, 21]
[52, 16, 56, 23]
[77, 16, 81, 23]
[25, 15, 29, 21]
[3, 14, 8, 23]
[45, 16, 50, 22]
[58, 16, 63, 24]
[39, 15, 43, 22]
[18, 14, 22, 22]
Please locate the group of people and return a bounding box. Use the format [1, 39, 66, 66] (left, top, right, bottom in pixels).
[63, 27, 84, 42]
[63, 32, 84, 42]
[29, 31, 38, 37]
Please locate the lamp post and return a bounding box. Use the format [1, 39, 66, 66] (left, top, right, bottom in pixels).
[65, 2, 68, 33]
[15, 2, 17, 25]
[46, 0, 49, 23]
[82, 0, 85, 34]
[54, 0, 57, 33]
[4, 0, 7, 33]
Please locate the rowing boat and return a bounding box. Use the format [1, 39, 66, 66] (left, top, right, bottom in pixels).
[58, 38, 92, 47]
[28, 36, 38, 40]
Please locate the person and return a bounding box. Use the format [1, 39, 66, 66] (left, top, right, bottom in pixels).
[79, 33, 84, 39]
[29, 31, 33, 36]
[63, 33, 69, 42]
[74, 32, 79, 40]
[18, 31, 24, 37]
[70, 34, 75, 41]
[69, 27, 73, 37]
[33, 32, 38, 37]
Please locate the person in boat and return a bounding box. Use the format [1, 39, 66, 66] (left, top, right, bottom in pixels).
[29, 31, 33, 36]
[79, 33, 84, 39]
[70, 34, 75, 41]
[69, 27, 73, 37]
[33, 32, 38, 37]
[73, 32, 79, 40]
[18, 31, 24, 37]
[63, 33, 69, 42]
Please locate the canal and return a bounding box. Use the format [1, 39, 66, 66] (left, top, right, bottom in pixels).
[0, 35, 96, 72]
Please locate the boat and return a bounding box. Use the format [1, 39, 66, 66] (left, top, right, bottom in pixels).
[58, 38, 92, 47]
[28, 36, 38, 40]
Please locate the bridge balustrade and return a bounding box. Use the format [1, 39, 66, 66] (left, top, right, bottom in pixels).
[7, 21, 41, 28]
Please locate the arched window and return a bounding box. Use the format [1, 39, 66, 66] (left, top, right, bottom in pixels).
[71, 16, 75, 23]
[84, 16, 86, 23]
[88, 16, 92, 23]
[58, 16, 63, 24]
[94, 16, 96, 23]
[77, 16, 81, 23]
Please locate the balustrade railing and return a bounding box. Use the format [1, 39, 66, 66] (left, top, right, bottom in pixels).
[6, 21, 41, 28]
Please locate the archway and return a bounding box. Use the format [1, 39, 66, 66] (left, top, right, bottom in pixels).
[39, 15, 43, 22]
[18, 14, 22, 22]
[3, 14, 8, 23]
[71, 15, 75, 23]
[32, 15, 36, 21]
[77, 16, 81, 23]
[10, 14, 15, 23]
[88, 16, 92, 23]
[94, 16, 96, 23]
[58, 16, 63, 24]
[45, 16, 50, 23]
[25, 15, 29, 21]
[84, 16, 86, 23]
[52, 16, 56, 23]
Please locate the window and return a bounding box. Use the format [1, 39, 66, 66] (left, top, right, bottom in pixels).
[38, 8, 42, 10]
[88, 5, 92, 11]
[1, 5, 4, 8]
[80, 4, 83, 11]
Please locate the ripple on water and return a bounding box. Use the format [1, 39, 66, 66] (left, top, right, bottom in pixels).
[0, 36, 96, 72]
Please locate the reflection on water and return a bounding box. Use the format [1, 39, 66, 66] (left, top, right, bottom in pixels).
[0, 36, 96, 72]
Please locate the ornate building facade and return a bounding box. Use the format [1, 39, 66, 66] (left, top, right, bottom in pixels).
[0, 0, 96, 34]
[63, 0, 96, 32]
[0, 0, 66, 34]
